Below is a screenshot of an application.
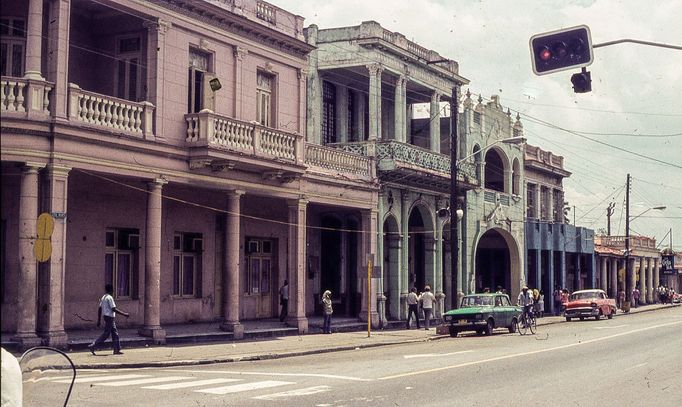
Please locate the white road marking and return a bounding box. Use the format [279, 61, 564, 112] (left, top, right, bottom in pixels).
[196, 380, 293, 395]
[142, 378, 242, 390]
[252, 385, 332, 400]
[96, 376, 191, 387]
[24, 373, 101, 383]
[623, 362, 647, 372]
[403, 350, 474, 359]
[379, 320, 682, 380]
[167, 369, 372, 382]
[594, 325, 628, 330]
[53, 374, 148, 383]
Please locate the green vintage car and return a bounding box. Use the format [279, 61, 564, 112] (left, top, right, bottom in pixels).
[443, 293, 523, 337]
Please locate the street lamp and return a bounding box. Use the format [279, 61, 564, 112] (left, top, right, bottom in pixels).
[449, 128, 526, 308]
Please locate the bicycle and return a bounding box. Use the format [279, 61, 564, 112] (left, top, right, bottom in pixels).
[516, 309, 537, 335]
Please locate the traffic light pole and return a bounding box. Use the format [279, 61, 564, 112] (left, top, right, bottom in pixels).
[593, 39, 682, 50]
[625, 173, 631, 304]
[450, 86, 459, 308]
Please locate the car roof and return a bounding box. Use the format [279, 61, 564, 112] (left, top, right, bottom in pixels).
[464, 293, 502, 297]
[572, 289, 605, 294]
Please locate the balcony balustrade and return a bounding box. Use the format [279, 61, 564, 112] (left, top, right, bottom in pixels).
[305, 143, 374, 179]
[1, 76, 52, 116]
[185, 110, 302, 163]
[68, 84, 154, 139]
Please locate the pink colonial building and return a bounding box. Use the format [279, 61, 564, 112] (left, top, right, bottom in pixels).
[1, 0, 378, 350]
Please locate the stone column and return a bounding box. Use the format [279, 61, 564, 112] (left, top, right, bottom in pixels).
[653, 258, 660, 301]
[47, 0, 70, 119]
[387, 235, 402, 319]
[406, 104, 413, 143]
[628, 257, 637, 303]
[394, 76, 406, 143]
[430, 91, 441, 152]
[234, 46, 249, 119]
[335, 84, 349, 142]
[400, 190, 410, 319]
[548, 189, 554, 222]
[377, 191, 386, 325]
[355, 91, 366, 141]
[646, 258, 654, 303]
[25, 0, 44, 79]
[360, 209, 379, 327]
[220, 190, 245, 338]
[600, 256, 608, 292]
[12, 163, 44, 349]
[297, 68, 308, 137]
[639, 257, 646, 305]
[143, 19, 170, 140]
[534, 184, 541, 219]
[39, 165, 71, 347]
[286, 198, 308, 333]
[367, 63, 383, 141]
[574, 254, 582, 291]
[548, 250, 554, 315]
[610, 258, 618, 299]
[139, 178, 167, 342]
[435, 219, 444, 296]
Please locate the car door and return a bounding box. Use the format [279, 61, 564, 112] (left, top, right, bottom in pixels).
[494, 295, 510, 327]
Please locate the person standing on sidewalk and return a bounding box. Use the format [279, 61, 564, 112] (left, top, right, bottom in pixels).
[279, 280, 289, 323]
[553, 286, 562, 316]
[88, 283, 129, 355]
[322, 290, 333, 334]
[632, 287, 640, 308]
[420, 285, 436, 330]
[406, 287, 420, 329]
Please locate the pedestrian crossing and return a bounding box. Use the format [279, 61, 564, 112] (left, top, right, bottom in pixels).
[44, 372, 332, 400]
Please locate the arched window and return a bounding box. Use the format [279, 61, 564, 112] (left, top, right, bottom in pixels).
[484, 149, 506, 192]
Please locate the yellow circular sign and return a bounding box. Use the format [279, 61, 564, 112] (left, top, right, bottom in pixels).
[35, 213, 55, 262]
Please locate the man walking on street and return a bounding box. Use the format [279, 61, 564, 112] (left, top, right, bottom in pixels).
[406, 287, 420, 329]
[279, 280, 289, 323]
[420, 285, 436, 330]
[88, 284, 129, 355]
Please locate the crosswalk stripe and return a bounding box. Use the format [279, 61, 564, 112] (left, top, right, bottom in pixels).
[142, 378, 242, 390]
[196, 380, 294, 395]
[25, 373, 102, 383]
[96, 376, 191, 387]
[53, 374, 148, 384]
[252, 385, 332, 400]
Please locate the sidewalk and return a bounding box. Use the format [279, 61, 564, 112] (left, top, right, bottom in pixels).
[11, 303, 680, 369]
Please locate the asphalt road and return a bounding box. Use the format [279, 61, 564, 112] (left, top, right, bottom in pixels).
[25, 307, 682, 406]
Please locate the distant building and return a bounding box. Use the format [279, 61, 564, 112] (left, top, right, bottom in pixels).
[524, 144, 596, 314]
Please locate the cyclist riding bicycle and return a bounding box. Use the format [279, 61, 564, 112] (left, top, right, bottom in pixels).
[517, 286, 534, 326]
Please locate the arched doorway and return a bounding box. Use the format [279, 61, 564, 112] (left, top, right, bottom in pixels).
[475, 228, 521, 298]
[383, 214, 400, 319]
[408, 204, 435, 293]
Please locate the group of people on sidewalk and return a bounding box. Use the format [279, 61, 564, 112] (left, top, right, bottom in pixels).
[405, 286, 436, 330]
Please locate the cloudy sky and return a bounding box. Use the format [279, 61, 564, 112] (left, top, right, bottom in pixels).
[275, 0, 682, 249]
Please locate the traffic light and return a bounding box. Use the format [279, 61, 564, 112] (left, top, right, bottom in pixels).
[570, 68, 592, 93]
[530, 25, 593, 75]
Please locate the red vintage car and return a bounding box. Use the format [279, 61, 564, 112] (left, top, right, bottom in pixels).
[564, 289, 617, 321]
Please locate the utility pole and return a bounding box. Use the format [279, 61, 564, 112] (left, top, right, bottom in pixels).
[625, 174, 631, 304]
[607, 202, 616, 236]
[450, 86, 459, 308]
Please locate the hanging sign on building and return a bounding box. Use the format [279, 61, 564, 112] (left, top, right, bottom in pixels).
[661, 255, 675, 275]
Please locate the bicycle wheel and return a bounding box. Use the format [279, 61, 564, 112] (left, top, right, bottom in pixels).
[528, 314, 537, 335]
[518, 315, 528, 335]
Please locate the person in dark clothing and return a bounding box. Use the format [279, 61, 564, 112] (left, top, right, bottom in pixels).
[406, 287, 420, 329]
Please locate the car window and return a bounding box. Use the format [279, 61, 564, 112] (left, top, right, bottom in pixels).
[495, 297, 502, 307]
[501, 295, 511, 306]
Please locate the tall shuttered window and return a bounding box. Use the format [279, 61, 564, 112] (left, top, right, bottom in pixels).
[257, 71, 274, 127]
[321, 81, 337, 144]
[0, 18, 26, 77]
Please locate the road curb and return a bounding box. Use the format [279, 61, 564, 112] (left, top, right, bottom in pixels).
[70, 304, 678, 370]
[72, 334, 450, 370]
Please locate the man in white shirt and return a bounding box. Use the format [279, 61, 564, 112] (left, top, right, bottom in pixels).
[420, 285, 436, 330]
[88, 284, 129, 355]
[279, 280, 289, 323]
[406, 287, 420, 329]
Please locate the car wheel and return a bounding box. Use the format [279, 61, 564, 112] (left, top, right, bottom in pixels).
[449, 325, 458, 338]
[509, 318, 518, 333]
[566, 317, 572, 322]
[607, 309, 614, 319]
[595, 311, 602, 321]
[485, 319, 494, 336]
